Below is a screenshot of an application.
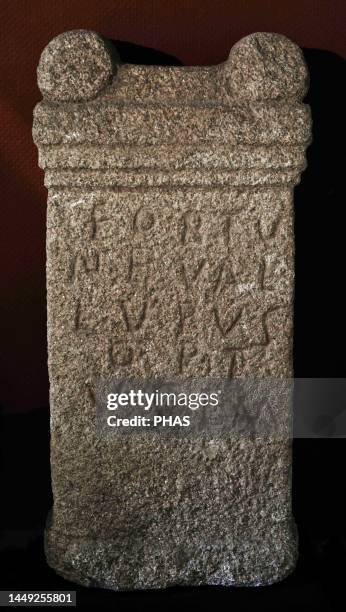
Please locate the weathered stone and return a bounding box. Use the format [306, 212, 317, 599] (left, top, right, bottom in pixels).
[37, 30, 119, 102]
[33, 30, 311, 589]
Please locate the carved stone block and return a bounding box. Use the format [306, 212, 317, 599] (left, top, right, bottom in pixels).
[33, 30, 311, 589]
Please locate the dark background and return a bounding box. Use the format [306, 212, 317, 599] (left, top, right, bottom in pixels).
[1, 1, 346, 609]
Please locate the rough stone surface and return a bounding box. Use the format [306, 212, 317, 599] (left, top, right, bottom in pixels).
[37, 30, 118, 101]
[33, 30, 311, 590]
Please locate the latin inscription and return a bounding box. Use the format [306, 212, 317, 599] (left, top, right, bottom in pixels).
[65, 204, 288, 376]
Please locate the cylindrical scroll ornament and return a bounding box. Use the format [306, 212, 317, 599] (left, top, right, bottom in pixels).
[225, 32, 309, 101]
[37, 29, 119, 102]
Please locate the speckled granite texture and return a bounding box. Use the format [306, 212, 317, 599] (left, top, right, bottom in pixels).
[33, 30, 311, 590]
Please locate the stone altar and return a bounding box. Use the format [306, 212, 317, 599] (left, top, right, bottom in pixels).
[33, 30, 311, 589]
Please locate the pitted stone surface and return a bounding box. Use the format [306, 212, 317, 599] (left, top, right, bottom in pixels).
[37, 30, 118, 101]
[225, 32, 309, 101]
[33, 30, 311, 590]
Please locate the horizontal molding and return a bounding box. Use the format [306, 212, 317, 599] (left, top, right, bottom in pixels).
[33, 102, 311, 146]
[38, 144, 306, 172]
[44, 167, 301, 189]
